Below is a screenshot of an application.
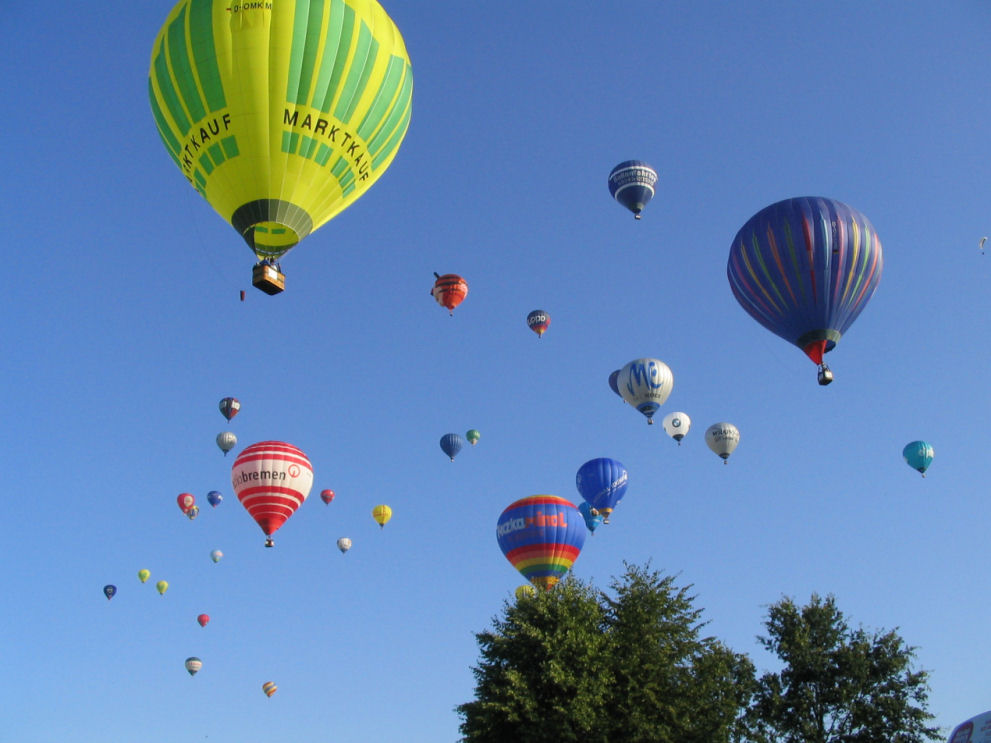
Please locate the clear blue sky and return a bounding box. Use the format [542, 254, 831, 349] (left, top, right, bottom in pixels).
[2, 1, 989, 740]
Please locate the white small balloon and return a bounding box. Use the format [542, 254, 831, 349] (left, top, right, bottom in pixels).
[616, 358, 673, 424]
[705, 423, 740, 464]
[337, 537, 352, 554]
[216, 431, 237, 456]
[661, 412, 691, 444]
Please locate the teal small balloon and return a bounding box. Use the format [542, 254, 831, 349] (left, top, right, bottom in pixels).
[902, 441, 934, 477]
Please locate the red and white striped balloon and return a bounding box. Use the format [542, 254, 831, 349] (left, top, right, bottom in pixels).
[231, 441, 313, 545]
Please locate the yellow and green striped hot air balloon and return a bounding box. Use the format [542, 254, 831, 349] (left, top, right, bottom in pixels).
[149, 0, 413, 294]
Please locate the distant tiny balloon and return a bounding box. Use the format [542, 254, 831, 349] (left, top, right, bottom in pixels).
[617, 358, 673, 424]
[197, 613, 210, 628]
[661, 412, 691, 444]
[705, 423, 740, 463]
[262, 681, 277, 698]
[177, 493, 195, 513]
[185, 657, 202, 676]
[186, 505, 200, 520]
[526, 309, 550, 337]
[337, 537, 352, 554]
[440, 433, 464, 461]
[515, 584, 537, 601]
[902, 441, 934, 477]
[372, 505, 392, 528]
[156, 580, 169, 596]
[217, 431, 237, 456]
[320, 489, 335, 505]
[219, 397, 240, 421]
[206, 490, 223, 507]
[138, 569, 151, 583]
[608, 160, 658, 219]
[210, 550, 223, 563]
[466, 429, 481, 446]
[103, 584, 117, 600]
[431, 273, 468, 315]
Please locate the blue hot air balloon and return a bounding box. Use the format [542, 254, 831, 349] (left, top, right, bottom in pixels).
[578, 502, 604, 534]
[727, 197, 883, 386]
[206, 490, 223, 507]
[902, 441, 934, 477]
[440, 433, 464, 462]
[607, 369, 622, 399]
[575, 458, 628, 523]
[608, 160, 658, 219]
[497, 495, 586, 590]
[103, 584, 117, 600]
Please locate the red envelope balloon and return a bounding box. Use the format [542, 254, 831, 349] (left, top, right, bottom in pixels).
[232, 441, 314, 547]
[430, 272, 468, 315]
[177, 493, 195, 513]
[320, 489, 335, 505]
[197, 613, 210, 627]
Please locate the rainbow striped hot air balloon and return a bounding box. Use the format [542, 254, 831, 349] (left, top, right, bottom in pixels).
[727, 197, 883, 385]
[231, 441, 314, 547]
[496, 495, 586, 591]
[262, 681, 278, 698]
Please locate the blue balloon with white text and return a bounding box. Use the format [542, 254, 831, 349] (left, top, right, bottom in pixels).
[575, 458, 628, 521]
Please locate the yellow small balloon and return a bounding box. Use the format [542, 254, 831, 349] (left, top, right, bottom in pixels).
[138, 569, 151, 583]
[515, 584, 537, 601]
[372, 504, 392, 528]
[156, 580, 169, 596]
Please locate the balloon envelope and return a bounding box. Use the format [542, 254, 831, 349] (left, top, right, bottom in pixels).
[466, 429, 481, 446]
[705, 423, 740, 462]
[156, 580, 169, 595]
[218, 397, 240, 422]
[231, 441, 314, 543]
[608, 370, 622, 399]
[902, 440, 934, 476]
[320, 489, 335, 505]
[526, 310, 550, 337]
[138, 569, 151, 583]
[206, 490, 223, 507]
[440, 433, 464, 461]
[578, 502, 604, 534]
[217, 431, 238, 455]
[431, 273, 468, 314]
[727, 197, 883, 368]
[262, 681, 278, 698]
[149, 0, 413, 264]
[197, 614, 210, 627]
[337, 537, 352, 553]
[608, 160, 658, 219]
[177, 493, 195, 513]
[186, 505, 200, 520]
[617, 358, 673, 423]
[661, 412, 691, 443]
[575, 458, 628, 520]
[372, 504, 392, 527]
[947, 710, 991, 743]
[103, 585, 117, 600]
[185, 657, 202, 676]
[496, 495, 586, 591]
[210, 549, 223, 563]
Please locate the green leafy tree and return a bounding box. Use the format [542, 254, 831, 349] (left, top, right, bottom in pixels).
[741, 594, 940, 743]
[457, 563, 754, 743]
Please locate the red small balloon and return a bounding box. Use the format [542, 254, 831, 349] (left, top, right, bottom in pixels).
[320, 489, 335, 505]
[197, 614, 210, 627]
[430, 273, 468, 315]
[177, 493, 195, 513]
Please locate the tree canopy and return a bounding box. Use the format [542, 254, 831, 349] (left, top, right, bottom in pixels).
[740, 594, 941, 743]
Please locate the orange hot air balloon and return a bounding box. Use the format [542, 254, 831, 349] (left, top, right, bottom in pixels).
[431, 273, 468, 315]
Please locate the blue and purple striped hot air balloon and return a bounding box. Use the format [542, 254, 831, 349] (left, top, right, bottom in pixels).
[727, 197, 883, 385]
[496, 495, 586, 591]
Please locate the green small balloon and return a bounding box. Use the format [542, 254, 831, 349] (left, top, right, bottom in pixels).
[466, 429, 481, 446]
[156, 580, 169, 596]
[137, 569, 151, 583]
